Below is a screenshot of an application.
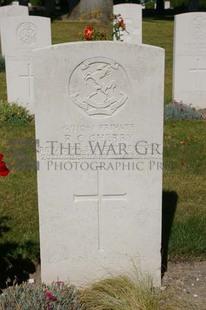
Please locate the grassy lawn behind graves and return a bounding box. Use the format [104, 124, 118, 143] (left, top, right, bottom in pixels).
[0, 18, 206, 267]
[143, 17, 174, 104]
[0, 124, 39, 261]
[163, 121, 206, 259]
[0, 72, 6, 100]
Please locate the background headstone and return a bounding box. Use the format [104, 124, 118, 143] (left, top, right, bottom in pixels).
[113, 4, 142, 44]
[165, 1, 171, 9]
[173, 12, 206, 109]
[0, 2, 28, 54]
[1, 16, 51, 114]
[33, 41, 164, 287]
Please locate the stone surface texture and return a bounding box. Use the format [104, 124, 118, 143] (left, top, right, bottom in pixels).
[33, 41, 164, 287]
[173, 12, 206, 109]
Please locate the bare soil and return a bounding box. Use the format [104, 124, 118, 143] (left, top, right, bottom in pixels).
[161, 261, 206, 309]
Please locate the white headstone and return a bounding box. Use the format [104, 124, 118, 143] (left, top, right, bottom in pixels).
[33, 41, 164, 287]
[173, 12, 206, 109]
[1, 16, 51, 114]
[0, 2, 28, 52]
[113, 4, 142, 44]
[165, 1, 171, 9]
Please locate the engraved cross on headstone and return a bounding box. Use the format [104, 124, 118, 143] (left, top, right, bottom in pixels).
[19, 63, 34, 98]
[190, 58, 206, 90]
[74, 170, 127, 251]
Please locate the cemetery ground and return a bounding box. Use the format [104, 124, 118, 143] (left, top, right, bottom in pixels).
[0, 17, 206, 309]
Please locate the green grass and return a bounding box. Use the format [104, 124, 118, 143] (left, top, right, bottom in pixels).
[0, 72, 7, 100]
[0, 19, 206, 268]
[163, 121, 206, 260]
[143, 17, 174, 103]
[0, 124, 39, 260]
[51, 20, 113, 44]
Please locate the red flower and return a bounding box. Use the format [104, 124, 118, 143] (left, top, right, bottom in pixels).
[84, 26, 94, 41]
[0, 154, 10, 177]
[45, 290, 57, 300]
[118, 18, 126, 30]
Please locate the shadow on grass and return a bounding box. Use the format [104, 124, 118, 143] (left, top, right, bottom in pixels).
[0, 216, 37, 290]
[161, 191, 178, 276]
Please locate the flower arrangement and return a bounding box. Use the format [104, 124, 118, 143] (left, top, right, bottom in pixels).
[83, 26, 107, 41]
[84, 26, 94, 40]
[113, 14, 127, 41]
[83, 14, 127, 42]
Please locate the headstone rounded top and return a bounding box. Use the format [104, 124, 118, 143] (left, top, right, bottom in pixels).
[177, 13, 206, 42]
[114, 3, 142, 8]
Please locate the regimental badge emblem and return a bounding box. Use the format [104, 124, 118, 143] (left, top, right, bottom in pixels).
[69, 57, 129, 117]
[17, 22, 37, 47]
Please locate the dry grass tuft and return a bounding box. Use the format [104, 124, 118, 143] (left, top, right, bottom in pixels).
[80, 275, 158, 310]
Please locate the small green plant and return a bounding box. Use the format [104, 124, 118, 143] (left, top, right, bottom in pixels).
[0, 100, 34, 124]
[164, 101, 202, 120]
[0, 55, 5, 73]
[0, 282, 83, 309]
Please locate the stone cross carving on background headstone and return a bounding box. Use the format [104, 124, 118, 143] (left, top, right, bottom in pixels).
[19, 63, 34, 98]
[189, 58, 206, 90]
